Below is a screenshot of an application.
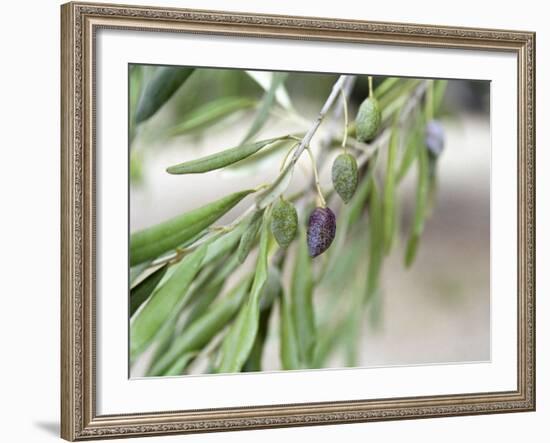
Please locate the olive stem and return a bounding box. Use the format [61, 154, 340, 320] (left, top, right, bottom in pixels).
[368, 76, 374, 98]
[305, 146, 327, 207]
[340, 84, 349, 151]
[290, 75, 353, 166]
[279, 142, 299, 171]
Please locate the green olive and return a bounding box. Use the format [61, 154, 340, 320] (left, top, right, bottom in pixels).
[271, 199, 298, 248]
[355, 97, 381, 142]
[332, 153, 359, 203]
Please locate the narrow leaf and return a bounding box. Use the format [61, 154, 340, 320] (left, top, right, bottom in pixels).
[130, 265, 168, 317]
[405, 143, 430, 267]
[242, 304, 273, 372]
[344, 257, 368, 366]
[144, 258, 224, 375]
[237, 209, 264, 263]
[255, 162, 294, 209]
[373, 77, 400, 98]
[396, 119, 423, 183]
[241, 72, 288, 143]
[130, 189, 254, 266]
[367, 179, 384, 300]
[130, 261, 151, 287]
[224, 138, 296, 176]
[245, 70, 293, 110]
[130, 245, 207, 358]
[166, 138, 280, 175]
[147, 275, 252, 376]
[169, 97, 256, 136]
[163, 352, 198, 377]
[279, 289, 301, 370]
[383, 114, 399, 254]
[129, 65, 144, 142]
[259, 266, 283, 311]
[135, 67, 194, 124]
[202, 219, 250, 264]
[217, 219, 270, 373]
[346, 172, 373, 228]
[183, 280, 224, 330]
[291, 227, 316, 366]
[433, 80, 448, 116]
[312, 320, 346, 368]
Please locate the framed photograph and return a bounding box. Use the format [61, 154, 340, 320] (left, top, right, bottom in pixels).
[61, 2, 536, 440]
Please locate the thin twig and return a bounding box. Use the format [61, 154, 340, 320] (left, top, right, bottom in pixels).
[290, 75, 352, 165]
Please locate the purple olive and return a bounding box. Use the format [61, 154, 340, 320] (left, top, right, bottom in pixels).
[307, 207, 336, 257]
[425, 120, 445, 157]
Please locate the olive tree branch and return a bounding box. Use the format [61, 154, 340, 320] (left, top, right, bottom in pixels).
[148, 79, 427, 271]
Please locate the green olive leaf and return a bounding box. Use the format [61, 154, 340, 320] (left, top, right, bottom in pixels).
[130, 244, 207, 359]
[396, 117, 423, 183]
[162, 352, 198, 377]
[237, 209, 265, 263]
[202, 218, 250, 264]
[147, 275, 252, 376]
[319, 169, 373, 287]
[291, 227, 316, 366]
[311, 319, 347, 369]
[343, 251, 369, 366]
[183, 280, 225, 331]
[405, 142, 430, 267]
[129, 261, 151, 287]
[346, 170, 374, 228]
[241, 72, 288, 143]
[255, 162, 294, 209]
[130, 265, 168, 317]
[373, 77, 400, 98]
[433, 80, 448, 116]
[129, 65, 144, 142]
[379, 79, 420, 111]
[135, 67, 194, 124]
[144, 256, 232, 376]
[223, 138, 296, 176]
[166, 138, 281, 175]
[259, 266, 283, 311]
[245, 70, 293, 110]
[383, 112, 399, 254]
[130, 189, 254, 266]
[279, 288, 301, 370]
[367, 178, 384, 301]
[168, 97, 256, 137]
[177, 255, 244, 342]
[242, 304, 273, 372]
[216, 218, 270, 373]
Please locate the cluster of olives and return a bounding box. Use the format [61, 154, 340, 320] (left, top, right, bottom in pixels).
[270, 92, 381, 258]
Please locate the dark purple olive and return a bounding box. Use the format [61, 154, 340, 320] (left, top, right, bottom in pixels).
[307, 207, 336, 257]
[425, 120, 445, 157]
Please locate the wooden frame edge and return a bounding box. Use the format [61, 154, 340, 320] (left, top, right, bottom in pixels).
[61, 2, 536, 440]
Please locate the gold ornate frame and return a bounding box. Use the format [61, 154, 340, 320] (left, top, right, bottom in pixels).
[60, 2, 536, 440]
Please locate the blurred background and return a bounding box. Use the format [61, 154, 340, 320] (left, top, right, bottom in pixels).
[130, 67, 490, 375]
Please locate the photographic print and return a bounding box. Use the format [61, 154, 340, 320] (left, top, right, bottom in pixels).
[129, 66, 490, 378]
[61, 4, 535, 439]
